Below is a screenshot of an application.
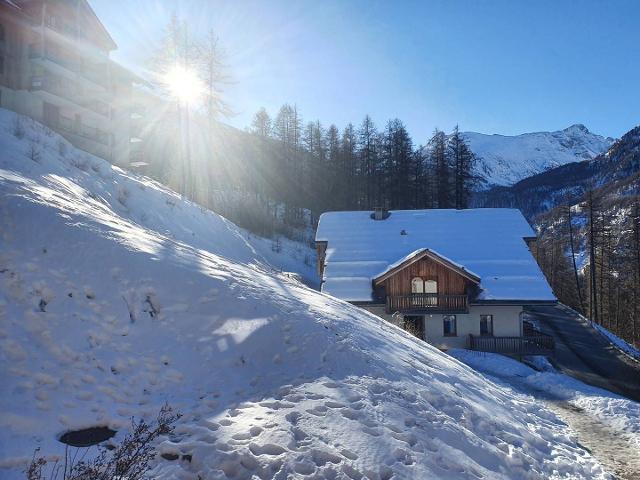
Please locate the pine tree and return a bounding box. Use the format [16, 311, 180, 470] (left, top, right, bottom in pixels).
[251, 108, 272, 137]
[358, 115, 378, 208]
[565, 205, 585, 313]
[586, 190, 601, 324]
[448, 125, 475, 209]
[428, 129, 450, 208]
[341, 123, 357, 209]
[326, 124, 341, 209]
[631, 202, 640, 346]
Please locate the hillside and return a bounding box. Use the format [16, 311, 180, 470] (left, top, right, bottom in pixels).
[476, 125, 640, 349]
[0, 110, 611, 479]
[464, 124, 614, 188]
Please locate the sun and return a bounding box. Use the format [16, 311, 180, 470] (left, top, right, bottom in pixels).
[163, 65, 204, 105]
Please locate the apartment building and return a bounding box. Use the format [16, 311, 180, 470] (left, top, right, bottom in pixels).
[0, 0, 143, 167]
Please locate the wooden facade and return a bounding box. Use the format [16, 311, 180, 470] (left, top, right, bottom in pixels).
[373, 252, 479, 313]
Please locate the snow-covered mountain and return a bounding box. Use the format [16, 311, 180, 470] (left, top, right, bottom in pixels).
[0, 109, 612, 479]
[464, 124, 614, 187]
[474, 124, 640, 220]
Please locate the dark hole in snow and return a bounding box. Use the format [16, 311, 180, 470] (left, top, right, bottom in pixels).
[161, 452, 179, 461]
[182, 454, 192, 462]
[59, 426, 116, 447]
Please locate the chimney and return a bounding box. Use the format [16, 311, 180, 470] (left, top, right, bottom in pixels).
[373, 206, 389, 220]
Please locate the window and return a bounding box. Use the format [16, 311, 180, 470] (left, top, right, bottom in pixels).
[0, 56, 4, 75]
[424, 280, 438, 294]
[411, 278, 438, 294]
[411, 277, 424, 293]
[443, 315, 457, 336]
[480, 314, 493, 336]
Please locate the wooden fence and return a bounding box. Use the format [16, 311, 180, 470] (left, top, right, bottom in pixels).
[468, 334, 554, 356]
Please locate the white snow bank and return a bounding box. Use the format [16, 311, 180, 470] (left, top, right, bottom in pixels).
[451, 350, 640, 446]
[0, 109, 609, 479]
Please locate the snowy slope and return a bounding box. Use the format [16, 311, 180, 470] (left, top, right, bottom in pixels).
[0, 110, 609, 479]
[464, 124, 614, 187]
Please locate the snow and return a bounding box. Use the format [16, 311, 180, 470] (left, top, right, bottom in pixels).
[464, 125, 614, 187]
[0, 108, 614, 478]
[316, 208, 556, 303]
[451, 350, 640, 447]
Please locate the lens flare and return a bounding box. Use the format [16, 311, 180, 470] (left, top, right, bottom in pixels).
[163, 65, 204, 105]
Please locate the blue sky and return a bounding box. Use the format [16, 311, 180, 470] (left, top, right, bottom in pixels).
[91, 0, 639, 141]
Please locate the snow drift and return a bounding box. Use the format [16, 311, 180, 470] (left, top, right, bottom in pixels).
[0, 109, 608, 479]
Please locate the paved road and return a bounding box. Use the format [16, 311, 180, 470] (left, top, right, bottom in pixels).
[526, 304, 640, 402]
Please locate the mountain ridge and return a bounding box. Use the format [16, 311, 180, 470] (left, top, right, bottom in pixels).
[472, 124, 640, 220]
[462, 125, 615, 188]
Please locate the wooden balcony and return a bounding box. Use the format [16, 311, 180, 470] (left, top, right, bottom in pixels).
[386, 294, 468, 313]
[468, 334, 554, 356]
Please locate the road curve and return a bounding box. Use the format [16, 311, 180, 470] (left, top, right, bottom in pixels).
[526, 304, 640, 402]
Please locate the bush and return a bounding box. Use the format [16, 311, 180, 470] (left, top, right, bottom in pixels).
[26, 405, 180, 480]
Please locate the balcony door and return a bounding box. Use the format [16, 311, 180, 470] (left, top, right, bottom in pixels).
[425, 279, 438, 306]
[411, 278, 438, 307]
[411, 277, 423, 307]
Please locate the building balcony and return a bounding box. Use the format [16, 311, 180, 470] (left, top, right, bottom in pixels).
[28, 45, 109, 91]
[56, 114, 110, 146]
[467, 334, 555, 356]
[30, 75, 110, 118]
[386, 294, 468, 313]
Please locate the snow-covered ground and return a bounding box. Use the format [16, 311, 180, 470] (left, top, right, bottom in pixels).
[246, 233, 319, 289]
[450, 350, 640, 447]
[464, 124, 613, 187]
[0, 109, 616, 479]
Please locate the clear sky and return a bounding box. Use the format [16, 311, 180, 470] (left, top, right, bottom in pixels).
[91, 0, 640, 141]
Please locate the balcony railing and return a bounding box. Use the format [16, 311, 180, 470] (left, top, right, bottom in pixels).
[30, 75, 110, 117]
[386, 294, 468, 313]
[55, 115, 109, 146]
[468, 334, 555, 356]
[28, 44, 109, 89]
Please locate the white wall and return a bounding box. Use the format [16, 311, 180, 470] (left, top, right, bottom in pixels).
[360, 304, 523, 350]
[424, 305, 522, 349]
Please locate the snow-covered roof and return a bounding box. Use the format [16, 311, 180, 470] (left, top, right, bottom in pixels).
[316, 208, 556, 303]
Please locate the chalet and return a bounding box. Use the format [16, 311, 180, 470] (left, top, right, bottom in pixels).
[315, 208, 557, 355]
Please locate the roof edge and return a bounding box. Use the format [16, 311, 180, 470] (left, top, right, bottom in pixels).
[374, 248, 481, 285]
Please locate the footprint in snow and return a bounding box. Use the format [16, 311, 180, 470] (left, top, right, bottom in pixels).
[248, 442, 287, 456]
